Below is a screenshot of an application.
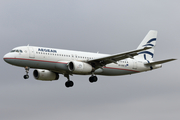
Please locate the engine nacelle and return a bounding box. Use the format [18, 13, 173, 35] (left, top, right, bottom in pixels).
[68, 61, 93, 74]
[33, 69, 59, 81]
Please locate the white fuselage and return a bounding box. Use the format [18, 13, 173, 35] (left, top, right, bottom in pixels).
[3, 46, 159, 76]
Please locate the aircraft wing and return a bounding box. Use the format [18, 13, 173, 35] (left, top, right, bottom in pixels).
[145, 59, 177, 66]
[87, 47, 151, 69]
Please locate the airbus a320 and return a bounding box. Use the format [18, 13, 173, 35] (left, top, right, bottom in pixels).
[3, 30, 176, 88]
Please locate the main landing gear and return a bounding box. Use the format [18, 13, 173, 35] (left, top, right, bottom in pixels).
[64, 74, 74, 88]
[23, 67, 29, 79]
[89, 75, 98, 83]
[64, 74, 98, 88]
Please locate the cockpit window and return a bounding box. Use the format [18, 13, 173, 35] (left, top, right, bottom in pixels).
[10, 49, 23, 53]
[10, 50, 16, 52]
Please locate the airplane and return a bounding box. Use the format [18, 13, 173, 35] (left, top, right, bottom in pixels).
[3, 30, 176, 88]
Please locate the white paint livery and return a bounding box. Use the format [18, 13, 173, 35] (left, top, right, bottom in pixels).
[3, 30, 176, 87]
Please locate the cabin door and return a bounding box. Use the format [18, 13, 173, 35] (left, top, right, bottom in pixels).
[28, 46, 35, 58]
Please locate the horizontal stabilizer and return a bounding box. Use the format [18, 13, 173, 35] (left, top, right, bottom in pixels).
[145, 59, 177, 66]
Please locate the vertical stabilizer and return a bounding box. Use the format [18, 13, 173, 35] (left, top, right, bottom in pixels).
[135, 30, 158, 61]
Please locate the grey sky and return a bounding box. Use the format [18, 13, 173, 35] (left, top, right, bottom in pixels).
[0, 0, 179, 120]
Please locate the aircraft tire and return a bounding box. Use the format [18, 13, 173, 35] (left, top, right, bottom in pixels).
[23, 75, 29, 79]
[65, 81, 74, 88]
[89, 76, 98, 83]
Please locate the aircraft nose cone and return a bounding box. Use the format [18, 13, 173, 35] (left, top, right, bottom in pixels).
[3, 54, 8, 62]
[3, 53, 11, 63]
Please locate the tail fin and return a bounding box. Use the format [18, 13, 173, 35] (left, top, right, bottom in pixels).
[135, 30, 158, 61]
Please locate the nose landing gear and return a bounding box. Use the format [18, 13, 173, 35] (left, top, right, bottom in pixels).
[23, 67, 29, 79]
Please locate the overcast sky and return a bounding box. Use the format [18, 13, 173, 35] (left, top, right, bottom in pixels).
[0, 0, 179, 120]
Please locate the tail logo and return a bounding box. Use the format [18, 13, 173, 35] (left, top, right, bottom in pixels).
[143, 38, 156, 47]
[138, 51, 154, 58]
[147, 38, 156, 43]
[138, 38, 156, 59]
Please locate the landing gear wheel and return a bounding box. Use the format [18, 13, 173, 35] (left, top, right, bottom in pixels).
[89, 76, 98, 83]
[65, 81, 74, 88]
[89, 76, 94, 83]
[24, 67, 30, 79]
[24, 75, 29, 79]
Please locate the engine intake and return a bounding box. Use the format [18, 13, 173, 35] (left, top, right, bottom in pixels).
[68, 61, 92, 74]
[33, 69, 59, 81]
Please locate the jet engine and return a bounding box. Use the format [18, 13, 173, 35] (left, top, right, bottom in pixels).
[33, 69, 59, 81]
[68, 61, 93, 74]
